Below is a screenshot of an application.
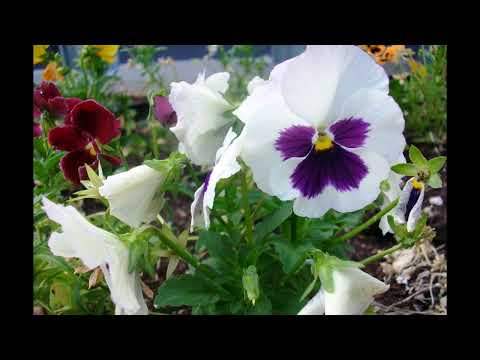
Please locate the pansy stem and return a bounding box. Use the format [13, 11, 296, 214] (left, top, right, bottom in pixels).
[329, 198, 400, 244]
[240, 169, 254, 245]
[361, 243, 403, 265]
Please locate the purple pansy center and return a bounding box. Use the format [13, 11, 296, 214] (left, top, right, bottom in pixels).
[275, 118, 370, 199]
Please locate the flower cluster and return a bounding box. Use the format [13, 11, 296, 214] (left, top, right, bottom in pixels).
[34, 81, 122, 185]
[359, 45, 408, 64]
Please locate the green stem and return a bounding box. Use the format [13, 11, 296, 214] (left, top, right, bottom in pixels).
[329, 198, 399, 244]
[240, 169, 254, 245]
[154, 216, 230, 297]
[361, 243, 403, 265]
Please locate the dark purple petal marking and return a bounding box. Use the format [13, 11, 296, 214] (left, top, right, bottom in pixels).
[201, 171, 212, 195]
[405, 187, 421, 220]
[274, 125, 316, 160]
[329, 117, 370, 148]
[290, 145, 368, 198]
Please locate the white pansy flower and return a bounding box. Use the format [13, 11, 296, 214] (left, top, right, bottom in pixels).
[99, 165, 165, 228]
[234, 45, 405, 219]
[42, 198, 147, 315]
[299, 268, 389, 315]
[190, 127, 245, 231]
[169, 72, 235, 166]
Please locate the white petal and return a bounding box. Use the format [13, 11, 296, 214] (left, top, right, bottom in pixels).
[99, 165, 165, 228]
[234, 83, 308, 197]
[324, 268, 389, 315]
[281, 45, 388, 127]
[334, 89, 406, 164]
[247, 76, 268, 95]
[293, 151, 390, 218]
[298, 289, 325, 315]
[406, 181, 425, 233]
[204, 72, 230, 94]
[169, 72, 234, 166]
[42, 197, 111, 269]
[190, 184, 206, 232]
[100, 240, 148, 316]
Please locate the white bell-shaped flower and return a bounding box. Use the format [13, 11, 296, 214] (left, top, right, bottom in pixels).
[99, 165, 165, 228]
[169, 72, 235, 166]
[42, 197, 148, 315]
[299, 268, 389, 315]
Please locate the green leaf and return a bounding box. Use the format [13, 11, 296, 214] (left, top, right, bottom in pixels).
[428, 156, 446, 174]
[274, 239, 313, 274]
[391, 163, 418, 176]
[409, 145, 428, 169]
[246, 294, 272, 315]
[427, 173, 443, 188]
[253, 201, 293, 243]
[154, 274, 222, 307]
[198, 231, 236, 263]
[387, 215, 397, 233]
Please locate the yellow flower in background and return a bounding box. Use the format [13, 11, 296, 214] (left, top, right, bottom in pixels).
[34, 45, 49, 65]
[43, 62, 64, 82]
[379, 45, 406, 64]
[407, 59, 427, 78]
[90, 45, 120, 64]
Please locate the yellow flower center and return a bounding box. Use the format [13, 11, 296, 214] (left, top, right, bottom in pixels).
[412, 179, 423, 190]
[314, 134, 333, 152]
[86, 143, 97, 156]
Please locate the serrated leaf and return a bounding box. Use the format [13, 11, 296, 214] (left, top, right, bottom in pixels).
[154, 274, 222, 307]
[409, 145, 428, 169]
[391, 163, 418, 176]
[427, 173, 443, 188]
[428, 156, 446, 174]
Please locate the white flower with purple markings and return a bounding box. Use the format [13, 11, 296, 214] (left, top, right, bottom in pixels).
[234, 45, 406, 218]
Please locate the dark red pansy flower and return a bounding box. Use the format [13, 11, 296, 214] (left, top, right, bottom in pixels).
[48, 99, 122, 185]
[153, 95, 177, 125]
[33, 122, 41, 138]
[33, 82, 61, 112]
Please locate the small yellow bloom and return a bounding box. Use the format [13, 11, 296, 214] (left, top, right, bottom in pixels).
[34, 45, 49, 65]
[407, 59, 427, 78]
[90, 45, 120, 64]
[42, 62, 64, 82]
[379, 45, 406, 64]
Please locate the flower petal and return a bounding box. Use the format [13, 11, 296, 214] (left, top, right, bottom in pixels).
[153, 95, 177, 125]
[329, 117, 370, 149]
[293, 150, 390, 218]
[49, 97, 82, 118]
[33, 122, 41, 138]
[42, 197, 111, 269]
[274, 125, 316, 161]
[48, 126, 89, 151]
[324, 268, 389, 315]
[334, 89, 405, 164]
[99, 165, 165, 228]
[298, 289, 326, 315]
[34, 81, 61, 111]
[60, 149, 98, 185]
[281, 45, 388, 127]
[70, 100, 120, 144]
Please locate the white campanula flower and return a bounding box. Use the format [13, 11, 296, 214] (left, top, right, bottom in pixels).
[99, 165, 165, 228]
[169, 72, 235, 166]
[298, 268, 389, 315]
[42, 198, 147, 315]
[380, 177, 425, 234]
[190, 127, 245, 231]
[234, 45, 406, 218]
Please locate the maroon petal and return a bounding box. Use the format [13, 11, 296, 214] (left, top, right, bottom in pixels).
[48, 126, 90, 151]
[34, 123, 42, 138]
[48, 97, 82, 117]
[60, 149, 98, 185]
[33, 82, 61, 112]
[33, 105, 41, 118]
[78, 159, 99, 183]
[102, 154, 123, 166]
[153, 95, 177, 125]
[70, 100, 120, 144]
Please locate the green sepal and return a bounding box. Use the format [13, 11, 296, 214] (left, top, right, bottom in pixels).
[300, 278, 317, 302]
[391, 163, 419, 176]
[428, 156, 446, 174]
[409, 145, 428, 170]
[427, 173, 443, 188]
